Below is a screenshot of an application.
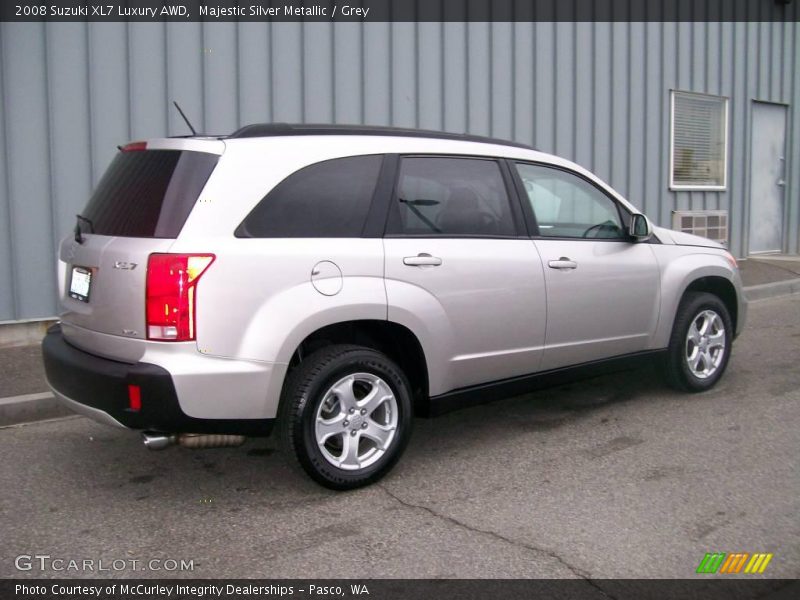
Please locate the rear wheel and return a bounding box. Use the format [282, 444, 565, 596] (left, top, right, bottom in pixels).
[278, 345, 413, 490]
[664, 292, 733, 392]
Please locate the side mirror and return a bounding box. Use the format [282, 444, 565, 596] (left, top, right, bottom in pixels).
[629, 213, 652, 242]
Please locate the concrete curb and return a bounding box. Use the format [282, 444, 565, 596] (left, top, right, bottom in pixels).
[744, 278, 800, 302]
[1, 278, 798, 428]
[0, 392, 72, 428]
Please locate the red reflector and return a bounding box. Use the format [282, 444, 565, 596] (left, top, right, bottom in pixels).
[146, 254, 215, 341]
[121, 141, 147, 152]
[128, 384, 142, 412]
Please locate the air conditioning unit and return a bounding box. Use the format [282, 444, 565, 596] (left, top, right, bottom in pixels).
[671, 210, 729, 246]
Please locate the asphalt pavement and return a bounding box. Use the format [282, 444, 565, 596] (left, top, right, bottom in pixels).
[1, 294, 798, 580]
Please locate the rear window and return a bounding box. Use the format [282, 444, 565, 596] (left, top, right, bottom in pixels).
[235, 155, 383, 238]
[80, 149, 218, 238]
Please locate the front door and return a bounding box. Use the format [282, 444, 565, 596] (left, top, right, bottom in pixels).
[748, 102, 787, 254]
[512, 162, 661, 371]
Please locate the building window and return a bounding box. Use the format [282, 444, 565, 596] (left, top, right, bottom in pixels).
[670, 91, 728, 190]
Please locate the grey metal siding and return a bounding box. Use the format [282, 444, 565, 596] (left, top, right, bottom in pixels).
[0, 20, 798, 321]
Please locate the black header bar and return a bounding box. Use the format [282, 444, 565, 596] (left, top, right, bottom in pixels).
[2, 579, 799, 600]
[2, 0, 799, 23]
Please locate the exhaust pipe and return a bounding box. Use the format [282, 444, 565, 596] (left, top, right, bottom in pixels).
[142, 432, 245, 451]
[176, 433, 246, 449]
[142, 432, 176, 451]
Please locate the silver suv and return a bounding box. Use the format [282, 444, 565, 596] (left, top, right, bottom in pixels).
[42, 124, 746, 489]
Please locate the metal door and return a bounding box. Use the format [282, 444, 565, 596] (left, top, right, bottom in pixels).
[383, 155, 547, 396]
[511, 161, 660, 370]
[533, 239, 660, 371]
[748, 102, 787, 254]
[384, 238, 547, 394]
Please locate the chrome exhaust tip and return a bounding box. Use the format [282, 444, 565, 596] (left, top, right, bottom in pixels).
[142, 432, 176, 451]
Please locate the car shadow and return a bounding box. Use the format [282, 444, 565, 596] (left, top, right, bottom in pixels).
[52, 360, 687, 503]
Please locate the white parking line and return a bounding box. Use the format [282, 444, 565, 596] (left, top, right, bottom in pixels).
[0, 391, 54, 405]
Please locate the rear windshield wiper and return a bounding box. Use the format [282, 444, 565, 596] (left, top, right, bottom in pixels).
[74, 214, 94, 244]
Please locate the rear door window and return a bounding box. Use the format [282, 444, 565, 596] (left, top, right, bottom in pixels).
[81, 149, 219, 238]
[387, 157, 517, 236]
[236, 155, 383, 238]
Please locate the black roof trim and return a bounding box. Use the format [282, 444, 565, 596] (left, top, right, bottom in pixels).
[227, 123, 535, 150]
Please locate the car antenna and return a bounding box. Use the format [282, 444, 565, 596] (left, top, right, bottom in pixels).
[172, 100, 198, 136]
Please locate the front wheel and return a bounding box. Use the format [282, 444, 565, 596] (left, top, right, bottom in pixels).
[278, 345, 413, 490]
[663, 292, 733, 392]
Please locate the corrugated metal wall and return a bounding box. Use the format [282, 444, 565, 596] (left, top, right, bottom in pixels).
[1, 20, 798, 321]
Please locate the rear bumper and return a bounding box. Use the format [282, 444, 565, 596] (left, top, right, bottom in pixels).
[42, 325, 274, 436]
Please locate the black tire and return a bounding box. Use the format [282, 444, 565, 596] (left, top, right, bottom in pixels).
[278, 344, 413, 490]
[663, 291, 733, 392]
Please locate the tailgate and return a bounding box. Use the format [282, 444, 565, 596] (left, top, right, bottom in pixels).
[59, 142, 221, 343]
[60, 235, 174, 340]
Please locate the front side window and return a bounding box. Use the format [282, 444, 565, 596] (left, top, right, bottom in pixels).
[670, 91, 728, 190]
[515, 163, 625, 239]
[236, 155, 382, 238]
[387, 157, 516, 236]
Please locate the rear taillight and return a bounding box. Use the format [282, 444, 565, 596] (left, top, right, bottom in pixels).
[146, 254, 215, 341]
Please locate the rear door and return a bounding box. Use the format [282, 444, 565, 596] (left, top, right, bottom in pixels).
[511, 162, 660, 371]
[383, 156, 547, 394]
[60, 143, 221, 343]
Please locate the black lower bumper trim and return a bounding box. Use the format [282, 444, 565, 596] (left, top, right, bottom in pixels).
[41, 324, 274, 436]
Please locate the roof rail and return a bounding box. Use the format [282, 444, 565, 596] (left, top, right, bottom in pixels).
[227, 123, 535, 150]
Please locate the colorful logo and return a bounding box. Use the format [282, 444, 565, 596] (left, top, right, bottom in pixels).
[696, 552, 773, 574]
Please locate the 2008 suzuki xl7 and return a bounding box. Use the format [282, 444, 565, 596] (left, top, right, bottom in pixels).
[42, 124, 746, 489]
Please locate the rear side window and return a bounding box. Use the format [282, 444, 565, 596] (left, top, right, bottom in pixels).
[236, 155, 383, 238]
[387, 157, 516, 236]
[81, 150, 218, 238]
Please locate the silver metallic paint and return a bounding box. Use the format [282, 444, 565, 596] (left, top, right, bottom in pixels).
[51, 135, 746, 423]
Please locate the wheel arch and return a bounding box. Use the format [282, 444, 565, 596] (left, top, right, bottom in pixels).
[287, 320, 430, 414]
[653, 254, 741, 348]
[681, 276, 739, 333]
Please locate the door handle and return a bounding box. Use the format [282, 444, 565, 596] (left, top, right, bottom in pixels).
[548, 257, 578, 270]
[403, 253, 442, 267]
